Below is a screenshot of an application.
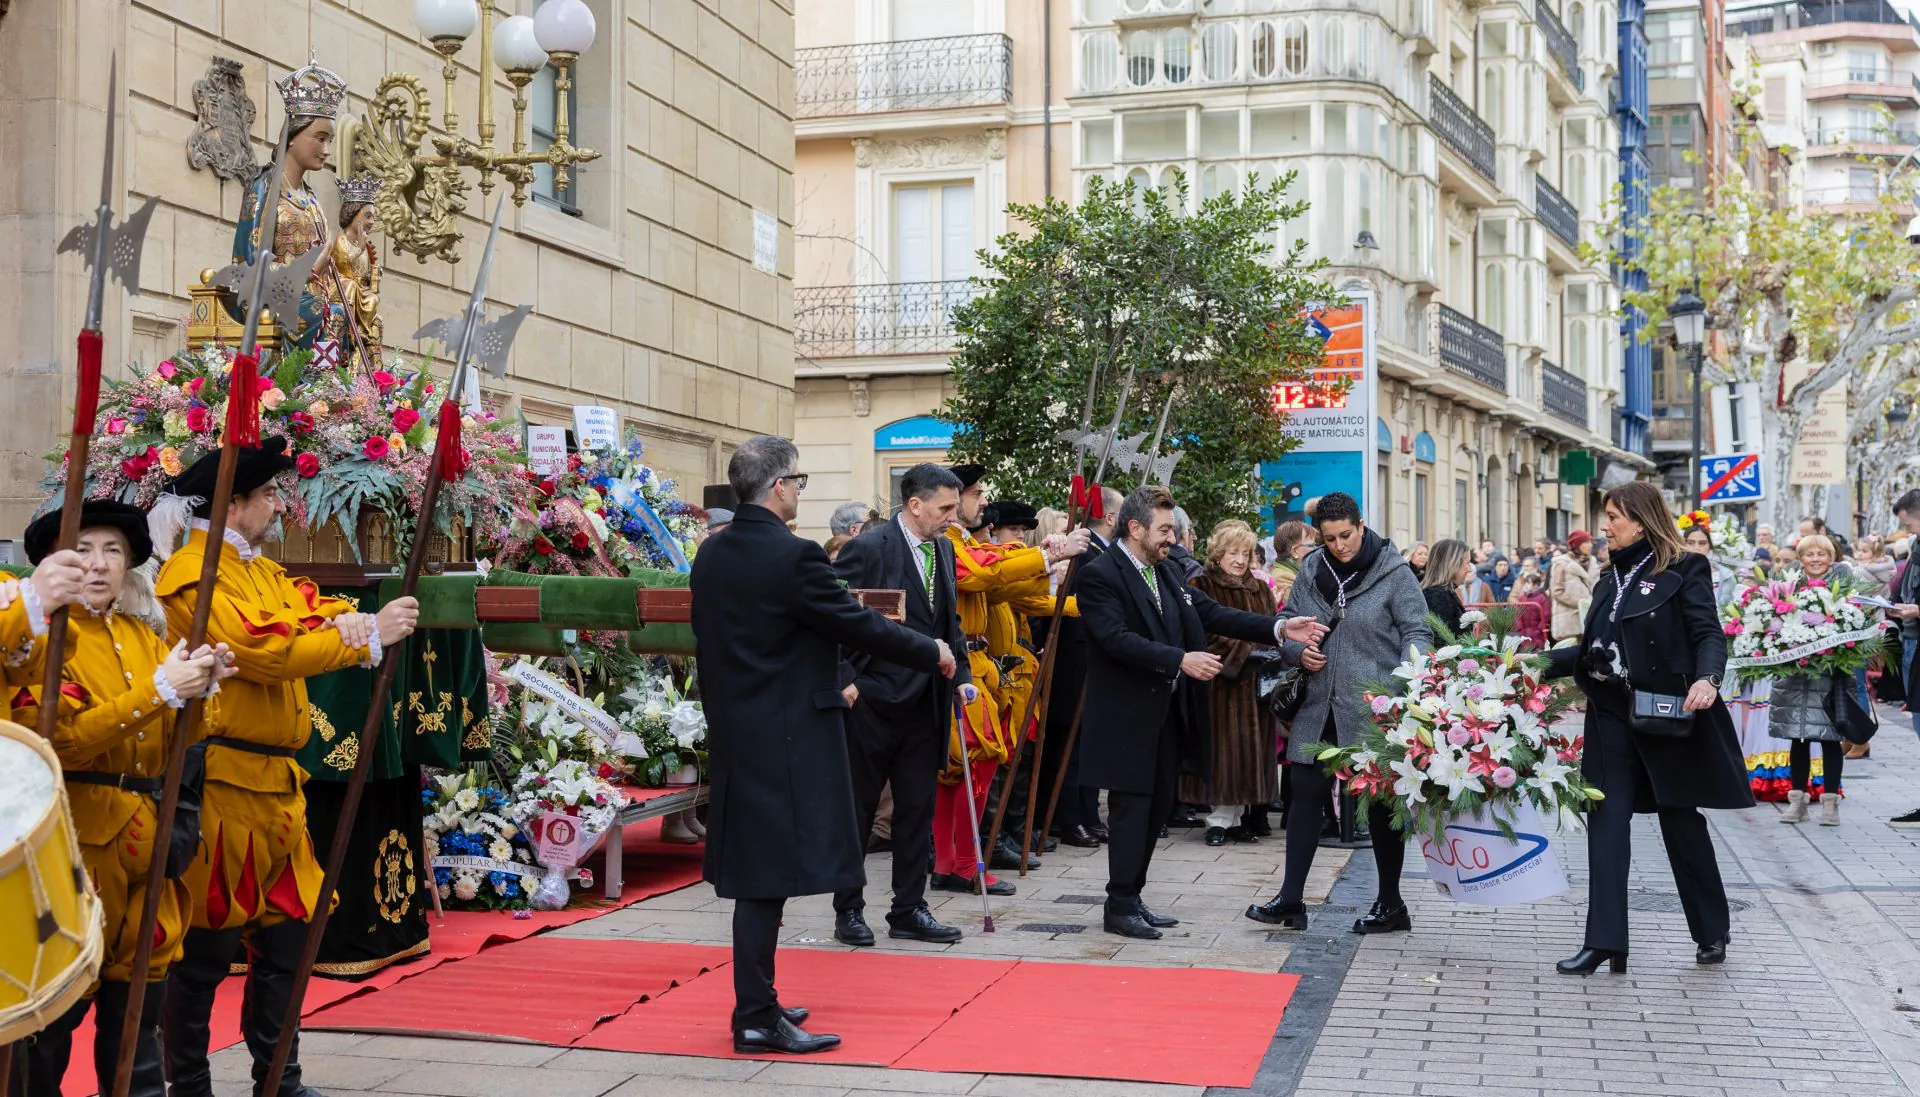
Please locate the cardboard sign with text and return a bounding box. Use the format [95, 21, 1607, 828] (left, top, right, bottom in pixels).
[1417, 802, 1569, 906]
[531, 811, 591, 868]
[526, 425, 569, 477]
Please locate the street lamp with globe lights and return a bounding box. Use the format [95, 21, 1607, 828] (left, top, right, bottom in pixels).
[1669, 284, 1707, 503]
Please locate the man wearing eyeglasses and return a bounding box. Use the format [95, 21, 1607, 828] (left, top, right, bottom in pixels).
[691, 437, 957, 1055]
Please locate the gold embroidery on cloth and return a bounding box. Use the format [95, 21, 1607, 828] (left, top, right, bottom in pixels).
[373, 828, 417, 924]
[461, 696, 489, 750]
[312, 704, 337, 743]
[324, 734, 359, 770]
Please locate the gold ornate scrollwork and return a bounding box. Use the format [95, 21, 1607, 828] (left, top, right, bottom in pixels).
[356, 74, 470, 265]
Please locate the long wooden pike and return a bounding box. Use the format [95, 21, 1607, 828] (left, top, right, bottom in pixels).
[107, 117, 311, 1097]
[40, 56, 160, 746]
[260, 197, 530, 1097]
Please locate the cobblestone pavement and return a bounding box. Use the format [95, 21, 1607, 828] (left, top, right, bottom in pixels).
[212, 706, 1920, 1096]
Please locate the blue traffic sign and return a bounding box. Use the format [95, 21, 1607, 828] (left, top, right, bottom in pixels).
[1699, 452, 1764, 503]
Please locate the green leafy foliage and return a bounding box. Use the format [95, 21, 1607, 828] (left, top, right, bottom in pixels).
[940, 173, 1329, 531]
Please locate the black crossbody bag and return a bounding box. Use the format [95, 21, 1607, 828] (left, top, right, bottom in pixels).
[1610, 559, 1694, 739]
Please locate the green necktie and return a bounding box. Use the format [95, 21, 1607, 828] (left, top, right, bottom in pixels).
[1140, 563, 1160, 609]
[919, 541, 936, 606]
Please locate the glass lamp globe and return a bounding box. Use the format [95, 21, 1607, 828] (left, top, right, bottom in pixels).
[493, 15, 549, 74]
[415, 0, 479, 42]
[534, 0, 598, 55]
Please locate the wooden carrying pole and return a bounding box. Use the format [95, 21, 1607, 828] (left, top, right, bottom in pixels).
[259, 198, 522, 1097]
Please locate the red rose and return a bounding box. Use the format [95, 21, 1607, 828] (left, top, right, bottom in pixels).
[120, 446, 159, 479]
[187, 377, 205, 396]
[571, 530, 590, 550]
[533, 536, 555, 556]
[185, 407, 212, 432]
[536, 478, 556, 498]
[392, 407, 421, 433]
[363, 435, 390, 460]
[289, 412, 315, 432]
[295, 452, 320, 478]
[371, 370, 397, 390]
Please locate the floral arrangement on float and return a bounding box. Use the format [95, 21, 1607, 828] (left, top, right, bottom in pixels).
[1310, 609, 1599, 906]
[1720, 575, 1884, 686]
[613, 669, 706, 786]
[421, 768, 538, 909]
[499, 439, 697, 576]
[51, 347, 531, 557]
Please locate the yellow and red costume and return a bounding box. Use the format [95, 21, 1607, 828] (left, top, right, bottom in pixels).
[13, 610, 190, 981]
[0, 581, 52, 685]
[155, 526, 369, 931]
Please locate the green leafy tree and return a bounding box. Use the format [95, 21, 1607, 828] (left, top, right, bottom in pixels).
[940, 174, 1328, 533]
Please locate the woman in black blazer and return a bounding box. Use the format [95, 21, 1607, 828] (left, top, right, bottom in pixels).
[1545, 482, 1755, 975]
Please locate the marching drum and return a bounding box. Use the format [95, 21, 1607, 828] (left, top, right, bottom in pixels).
[0, 719, 103, 1043]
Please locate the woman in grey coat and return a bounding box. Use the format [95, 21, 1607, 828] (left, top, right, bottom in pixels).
[1245, 493, 1432, 933]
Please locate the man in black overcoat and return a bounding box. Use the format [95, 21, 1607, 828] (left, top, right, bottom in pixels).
[691, 436, 956, 1055]
[1078, 486, 1326, 938]
[829, 462, 976, 946]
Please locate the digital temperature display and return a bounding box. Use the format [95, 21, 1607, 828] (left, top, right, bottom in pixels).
[1270, 382, 1350, 411]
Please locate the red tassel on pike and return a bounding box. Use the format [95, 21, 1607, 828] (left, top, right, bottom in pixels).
[225, 352, 262, 447]
[74, 329, 103, 435]
[435, 398, 467, 480]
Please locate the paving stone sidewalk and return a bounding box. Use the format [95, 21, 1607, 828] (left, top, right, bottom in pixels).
[1281, 702, 1920, 1097]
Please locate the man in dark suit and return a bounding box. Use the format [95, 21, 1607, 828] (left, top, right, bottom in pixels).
[1078, 486, 1326, 938]
[1035, 485, 1122, 848]
[691, 436, 956, 1055]
[831, 462, 975, 946]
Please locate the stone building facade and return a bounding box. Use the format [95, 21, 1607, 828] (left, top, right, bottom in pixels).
[0, 0, 795, 532]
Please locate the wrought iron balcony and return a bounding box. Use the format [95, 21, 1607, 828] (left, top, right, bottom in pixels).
[1536, 0, 1584, 90]
[794, 281, 981, 358]
[1428, 75, 1496, 182]
[1438, 305, 1508, 392]
[1535, 174, 1580, 249]
[1541, 360, 1588, 428]
[795, 35, 1013, 119]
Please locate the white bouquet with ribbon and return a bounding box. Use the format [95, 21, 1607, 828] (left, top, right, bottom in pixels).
[1721, 574, 1884, 686]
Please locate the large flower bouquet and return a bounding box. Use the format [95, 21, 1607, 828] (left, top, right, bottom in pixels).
[53, 347, 532, 557]
[421, 768, 538, 909]
[496, 684, 630, 835]
[499, 439, 696, 576]
[613, 667, 706, 785]
[1721, 574, 1885, 685]
[1310, 610, 1599, 843]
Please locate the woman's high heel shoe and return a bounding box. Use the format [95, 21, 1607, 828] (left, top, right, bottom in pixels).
[1555, 947, 1628, 975]
[1244, 896, 1309, 930]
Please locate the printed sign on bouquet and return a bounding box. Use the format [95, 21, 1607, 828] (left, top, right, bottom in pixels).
[1417, 802, 1569, 906]
[504, 659, 647, 756]
[531, 811, 592, 867]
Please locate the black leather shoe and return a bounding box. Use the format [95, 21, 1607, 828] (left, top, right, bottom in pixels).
[887, 906, 963, 943]
[780, 1005, 809, 1025]
[969, 875, 1016, 897]
[1696, 937, 1728, 965]
[1229, 825, 1261, 843]
[1244, 896, 1308, 930]
[989, 836, 1041, 872]
[1103, 908, 1163, 940]
[1038, 835, 1059, 853]
[1204, 826, 1228, 847]
[1168, 809, 1205, 829]
[1055, 825, 1100, 848]
[1158, 825, 1170, 839]
[834, 910, 875, 947]
[1139, 904, 1179, 929]
[734, 1017, 841, 1055]
[1245, 809, 1274, 838]
[1352, 901, 1411, 935]
[1088, 823, 1111, 842]
[1556, 947, 1628, 975]
[866, 834, 892, 854]
[933, 873, 1014, 896]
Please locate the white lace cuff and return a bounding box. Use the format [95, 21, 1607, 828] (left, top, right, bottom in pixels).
[20, 578, 48, 637]
[152, 666, 187, 710]
[363, 631, 382, 669]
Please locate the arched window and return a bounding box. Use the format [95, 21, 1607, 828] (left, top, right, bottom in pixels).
[1482, 66, 1504, 134]
[1251, 21, 1278, 79]
[1485, 262, 1506, 333]
[1283, 19, 1309, 75]
[1569, 318, 1589, 377]
[1158, 165, 1183, 209]
[1355, 21, 1374, 79]
[1565, 152, 1585, 210]
[1082, 31, 1120, 92]
[1127, 30, 1157, 86]
[1519, 265, 1534, 342]
[1162, 26, 1192, 84]
[1323, 161, 1347, 255]
[1127, 167, 1152, 213]
[1202, 163, 1240, 201]
[1569, 2, 1586, 50]
[1358, 165, 1373, 236]
[1200, 21, 1238, 81]
[1323, 19, 1345, 77]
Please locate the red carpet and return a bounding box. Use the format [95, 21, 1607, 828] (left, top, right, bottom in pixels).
[305, 939, 728, 1043]
[896, 960, 1301, 1087]
[310, 938, 1298, 1087]
[62, 809, 705, 1097]
[577, 948, 1017, 1066]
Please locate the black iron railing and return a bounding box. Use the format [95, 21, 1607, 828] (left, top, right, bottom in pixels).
[1536, 0, 1584, 90]
[1438, 305, 1507, 391]
[1429, 75, 1497, 182]
[795, 35, 1013, 118]
[1541, 360, 1588, 427]
[794, 281, 980, 358]
[1535, 174, 1580, 248]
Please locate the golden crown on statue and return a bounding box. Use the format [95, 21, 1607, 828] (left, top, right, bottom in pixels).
[276, 60, 348, 121]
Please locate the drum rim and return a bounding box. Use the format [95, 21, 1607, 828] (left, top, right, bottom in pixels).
[0, 719, 69, 875]
[0, 898, 104, 1045]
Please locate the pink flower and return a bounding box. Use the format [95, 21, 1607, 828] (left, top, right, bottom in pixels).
[363, 435, 390, 460]
[105, 417, 128, 435]
[1446, 727, 1472, 747]
[392, 407, 421, 433]
[185, 407, 212, 433]
[1458, 659, 1479, 675]
[156, 360, 178, 380]
[295, 452, 320, 478]
[1723, 621, 1742, 635]
[1370, 695, 1395, 715]
[1491, 766, 1518, 789]
[371, 370, 397, 391]
[187, 377, 204, 396]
